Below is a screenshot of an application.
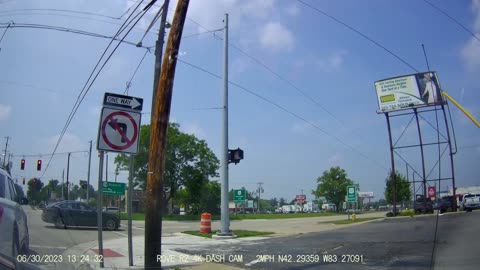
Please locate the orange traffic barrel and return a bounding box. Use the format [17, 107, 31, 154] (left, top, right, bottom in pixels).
[200, 212, 211, 233]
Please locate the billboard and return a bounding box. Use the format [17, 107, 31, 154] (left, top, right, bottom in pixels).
[358, 192, 374, 198]
[296, 194, 306, 204]
[375, 72, 445, 113]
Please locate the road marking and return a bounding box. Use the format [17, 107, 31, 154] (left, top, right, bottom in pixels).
[332, 245, 343, 251]
[30, 245, 67, 249]
[245, 259, 260, 266]
[113, 231, 128, 237]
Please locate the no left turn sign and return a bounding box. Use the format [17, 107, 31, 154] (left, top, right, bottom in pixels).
[97, 107, 141, 154]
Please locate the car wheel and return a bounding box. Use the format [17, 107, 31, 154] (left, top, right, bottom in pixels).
[55, 217, 66, 229]
[105, 219, 117, 231]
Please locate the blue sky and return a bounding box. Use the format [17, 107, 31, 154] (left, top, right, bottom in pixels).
[1, 0, 479, 202]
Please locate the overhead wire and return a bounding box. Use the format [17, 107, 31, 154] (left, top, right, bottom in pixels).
[422, 0, 480, 43]
[177, 58, 389, 172]
[296, 0, 420, 72]
[124, 48, 151, 95]
[41, 0, 151, 178]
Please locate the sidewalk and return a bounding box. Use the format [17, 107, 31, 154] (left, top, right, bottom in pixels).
[60, 212, 388, 269]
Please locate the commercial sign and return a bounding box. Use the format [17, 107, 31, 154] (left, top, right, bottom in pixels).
[296, 194, 306, 204]
[375, 72, 445, 113]
[102, 181, 126, 195]
[428, 186, 436, 198]
[358, 192, 374, 198]
[234, 189, 246, 203]
[347, 185, 357, 202]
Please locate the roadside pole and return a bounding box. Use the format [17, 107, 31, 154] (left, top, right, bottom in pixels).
[128, 154, 134, 266]
[97, 151, 105, 268]
[66, 152, 71, 200]
[144, 0, 190, 268]
[219, 13, 232, 237]
[87, 140, 92, 201]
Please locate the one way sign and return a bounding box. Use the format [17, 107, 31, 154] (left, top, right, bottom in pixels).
[103, 92, 143, 111]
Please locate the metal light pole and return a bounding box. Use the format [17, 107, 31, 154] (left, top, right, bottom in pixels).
[219, 13, 231, 236]
[87, 140, 92, 201]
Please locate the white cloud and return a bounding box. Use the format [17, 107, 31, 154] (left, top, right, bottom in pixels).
[47, 133, 85, 153]
[461, 36, 480, 70]
[317, 50, 348, 72]
[461, 0, 480, 70]
[258, 22, 295, 52]
[0, 104, 12, 121]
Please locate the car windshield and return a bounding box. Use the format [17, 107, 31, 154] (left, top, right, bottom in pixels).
[2, 1, 479, 270]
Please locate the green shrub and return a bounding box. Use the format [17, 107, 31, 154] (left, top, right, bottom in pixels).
[399, 209, 415, 217]
[386, 212, 394, 217]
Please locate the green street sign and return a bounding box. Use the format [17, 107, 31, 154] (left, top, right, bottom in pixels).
[102, 181, 126, 195]
[347, 185, 357, 202]
[234, 189, 246, 203]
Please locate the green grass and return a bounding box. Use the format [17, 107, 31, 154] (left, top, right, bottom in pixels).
[120, 212, 344, 221]
[183, 230, 274, 238]
[319, 217, 382, 225]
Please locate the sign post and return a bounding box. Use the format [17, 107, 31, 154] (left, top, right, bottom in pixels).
[97, 92, 143, 268]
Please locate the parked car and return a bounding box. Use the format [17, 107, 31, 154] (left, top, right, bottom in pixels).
[42, 201, 120, 230]
[0, 167, 30, 262]
[434, 196, 456, 213]
[414, 195, 433, 214]
[462, 194, 480, 212]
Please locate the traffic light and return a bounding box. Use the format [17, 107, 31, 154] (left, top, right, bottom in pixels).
[20, 159, 25, 170]
[22, 178, 25, 185]
[228, 148, 244, 165]
[36, 160, 42, 171]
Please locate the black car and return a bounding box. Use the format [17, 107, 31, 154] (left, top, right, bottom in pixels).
[434, 196, 456, 213]
[414, 195, 434, 214]
[41, 201, 120, 230]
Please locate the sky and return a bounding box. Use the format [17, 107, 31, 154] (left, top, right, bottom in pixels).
[1, 0, 479, 203]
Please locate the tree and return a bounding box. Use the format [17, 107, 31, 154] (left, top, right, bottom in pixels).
[313, 166, 354, 212]
[198, 181, 221, 215]
[27, 178, 44, 204]
[14, 183, 25, 199]
[385, 170, 411, 205]
[269, 197, 279, 209]
[115, 123, 220, 213]
[279, 197, 287, 206]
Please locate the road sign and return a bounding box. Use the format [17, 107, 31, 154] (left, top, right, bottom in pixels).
[102, 181, 126, 195]
[103, 92, 143, 112]
[296, 194, 306, 204]
[97, 107, 141, 154]
[234, 189, 246, 203]
[428, 186, 436, 198]
[347, 185, 357, 202]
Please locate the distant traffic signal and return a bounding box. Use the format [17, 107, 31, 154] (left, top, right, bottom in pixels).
[22, 178, 25, 185]
[20, 159, 25, 170]
[36, 160, 42, 171]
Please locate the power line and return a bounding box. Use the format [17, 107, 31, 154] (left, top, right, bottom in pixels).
[124, 48, 151, 95]
[12, 150, 88, 158]
[41, 0, 151, 178]
[297, 0, 419, 72]
[177, 58, 388, 172]
[0, 22, 152, 48]
[422, 0, 480, 43]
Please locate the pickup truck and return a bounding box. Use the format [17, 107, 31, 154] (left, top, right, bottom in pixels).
[462, 194, 480, 212]
[414, 196, 433, 214]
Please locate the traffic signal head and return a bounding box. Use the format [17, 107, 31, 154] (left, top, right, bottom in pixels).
[36, 160, 42, 171]
[22, 178, 25, 185]
[20, 159, 25, 170]
[228, 148, 244, 165]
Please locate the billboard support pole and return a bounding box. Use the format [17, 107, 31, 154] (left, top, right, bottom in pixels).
[441, 104, 457, 211]
[414, 108, 428, 211]
[385, 112, 397, 215]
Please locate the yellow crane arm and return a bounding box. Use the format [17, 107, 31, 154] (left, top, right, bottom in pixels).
[442, 90, 480, 128]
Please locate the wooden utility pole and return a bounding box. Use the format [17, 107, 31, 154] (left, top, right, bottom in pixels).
[144, 0, 189, 268]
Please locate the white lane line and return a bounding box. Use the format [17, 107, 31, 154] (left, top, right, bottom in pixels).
[30, 245, 67, 249]
[332, 245, 343, 251]
[113, 231, 128, 237]
[245, 259, 260, 266]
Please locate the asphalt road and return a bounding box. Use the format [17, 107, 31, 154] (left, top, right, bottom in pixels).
[173, 211, 480, 270]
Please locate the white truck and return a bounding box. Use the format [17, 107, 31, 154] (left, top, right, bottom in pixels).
[462, 194, 480, 212]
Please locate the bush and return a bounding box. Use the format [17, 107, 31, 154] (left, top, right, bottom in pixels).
[386, 212, 394, 217]
[399, 209, 415, 217]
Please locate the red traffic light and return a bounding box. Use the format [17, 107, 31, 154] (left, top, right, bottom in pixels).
[36, 160, 42, 171]
[20, 159, 25, 170]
